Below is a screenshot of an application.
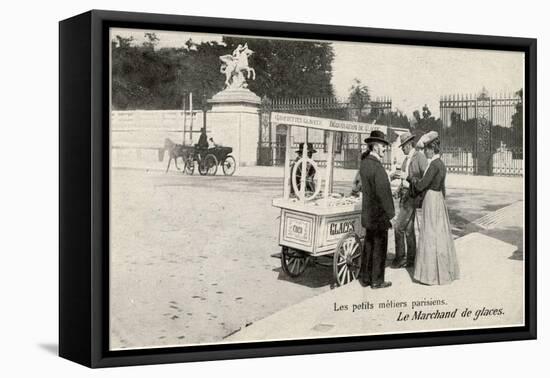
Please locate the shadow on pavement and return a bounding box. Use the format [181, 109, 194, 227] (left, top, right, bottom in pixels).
[273, 263, 335, 289]
[447, 208, 479, 237]
[481, 226, 523, 260]
[482, 202, 510, 212]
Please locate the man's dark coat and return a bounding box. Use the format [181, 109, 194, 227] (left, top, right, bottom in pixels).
[360, 154, 395, 230]
[359, 153, 395, 285]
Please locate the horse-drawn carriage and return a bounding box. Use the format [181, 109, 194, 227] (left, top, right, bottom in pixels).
[163, 138, 236, 176]
[184, 146, 236, 176]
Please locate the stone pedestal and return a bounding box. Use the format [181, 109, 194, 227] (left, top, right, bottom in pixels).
[207, 88, 261, 167]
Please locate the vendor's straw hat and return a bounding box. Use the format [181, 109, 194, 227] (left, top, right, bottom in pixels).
[417, 131, 439, 149]
[398, 132, 415, 148]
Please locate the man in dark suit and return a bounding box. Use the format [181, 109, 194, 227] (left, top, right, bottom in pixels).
[359, 130, 395, 289]
[390, 132, 428, 268]
[196, 127, 209, 161]
[197, 127, 209, 149]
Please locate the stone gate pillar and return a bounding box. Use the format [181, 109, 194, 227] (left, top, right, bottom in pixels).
[207, 88, 261, 167]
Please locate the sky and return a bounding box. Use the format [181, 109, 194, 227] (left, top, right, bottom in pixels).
[331, 41, 524, 118]
[112, 28, 524, 118]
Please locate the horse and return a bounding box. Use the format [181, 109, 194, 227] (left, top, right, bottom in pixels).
[163, 138, 192, 173]
[220, 44, 256, 88]
[235, 45, 256, 81]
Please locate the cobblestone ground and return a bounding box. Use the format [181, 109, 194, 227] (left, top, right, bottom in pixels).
[109, 169, 523, 350]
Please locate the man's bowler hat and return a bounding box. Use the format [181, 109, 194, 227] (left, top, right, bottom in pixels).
[364, 130, 390, 145]
[296, 142, 317, 153]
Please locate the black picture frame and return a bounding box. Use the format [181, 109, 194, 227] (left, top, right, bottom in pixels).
[59, 9, 537, 368]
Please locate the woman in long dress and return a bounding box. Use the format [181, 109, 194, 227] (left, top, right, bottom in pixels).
[408, 131, 459, 285]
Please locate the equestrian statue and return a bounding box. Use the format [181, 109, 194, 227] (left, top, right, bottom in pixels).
[219, 43, 256, 89]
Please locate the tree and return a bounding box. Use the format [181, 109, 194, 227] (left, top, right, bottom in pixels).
[222, 36, 335, 99]
[111, 34, 336, 109]
[447, 111, 476, 149]
[380, 110, 411, 129]
[506, 88, 524, 159]
[411, 104, 441, 134]
[344, 80, 410, 129]
[143, 33, 159, 50]
[111, 35, 228, 109]
[113, 35, 133, 48]
[348, 78, 370, 114]
[422, 104, 432, 120]
[510, 88, 523, 149]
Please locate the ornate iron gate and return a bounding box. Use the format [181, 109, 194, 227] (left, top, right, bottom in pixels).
[439, 89, 523, 176]
[258, 96, 393, 169]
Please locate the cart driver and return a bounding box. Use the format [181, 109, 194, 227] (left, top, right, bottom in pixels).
[195, 127, 209, 161]
[291, 142, 317, 194]
[197, 127, 209, 149]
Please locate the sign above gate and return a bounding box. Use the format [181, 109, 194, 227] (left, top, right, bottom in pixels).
[271, 112, 387, 134]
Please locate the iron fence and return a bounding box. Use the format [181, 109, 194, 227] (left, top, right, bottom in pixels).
[258, 96, 394, 169]
[439, 90, 523, 176]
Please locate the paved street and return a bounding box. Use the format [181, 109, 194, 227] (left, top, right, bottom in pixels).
[227, 232, 524, 343]
[109, 169, 523, 350]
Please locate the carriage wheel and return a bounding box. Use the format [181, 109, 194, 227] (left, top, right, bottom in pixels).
[333, 232, 362, 286]
[198, 154, 218, 176]
[281, 246, 309, 278]
[222, 155, 236, 176]
[205, 154, 218, 175]
[184, 156, 194, 175]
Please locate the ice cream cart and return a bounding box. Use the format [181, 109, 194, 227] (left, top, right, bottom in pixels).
[271, 112, 393, 286]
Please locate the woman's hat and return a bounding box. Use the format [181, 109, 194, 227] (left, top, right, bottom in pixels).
[296, 142, 317, 153]
[398, 132, 415, 148]
[417, 131, 439, 149]
[364, 130, 390, 145]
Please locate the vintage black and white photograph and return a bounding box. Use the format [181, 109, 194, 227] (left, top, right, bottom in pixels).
[109, 27, 525, 350]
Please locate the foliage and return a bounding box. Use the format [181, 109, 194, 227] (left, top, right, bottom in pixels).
[420, 88, 523, 158]
[366, 109, 411, 129]
[347, 78, 370, 112]
[510, 89, 523, 153]
[411, 104, 442, 135]
[111, 33, 335, 110]
[222, 36, 334, 99]
[346, 78, 411, 129]
[445, 111, 476, 148]
[111, 35, 227, 110]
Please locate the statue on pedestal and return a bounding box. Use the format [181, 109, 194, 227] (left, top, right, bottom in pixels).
[219, 43, 256, 89]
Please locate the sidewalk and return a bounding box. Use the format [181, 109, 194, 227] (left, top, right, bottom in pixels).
[113, 159, 523, 193]
[225, 232, 523, 344]
[237, 166, 523, 193]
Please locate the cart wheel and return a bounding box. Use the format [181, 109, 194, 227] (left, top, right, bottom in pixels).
[281, 246, 309, 277]
[222, 155, 236, 176]
[199, 154, 218, 176]
[184, 156, 194, 175]
[333, 232, 362, 286]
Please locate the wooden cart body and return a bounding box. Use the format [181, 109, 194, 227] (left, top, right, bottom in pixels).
[273, 198, 364, 257]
